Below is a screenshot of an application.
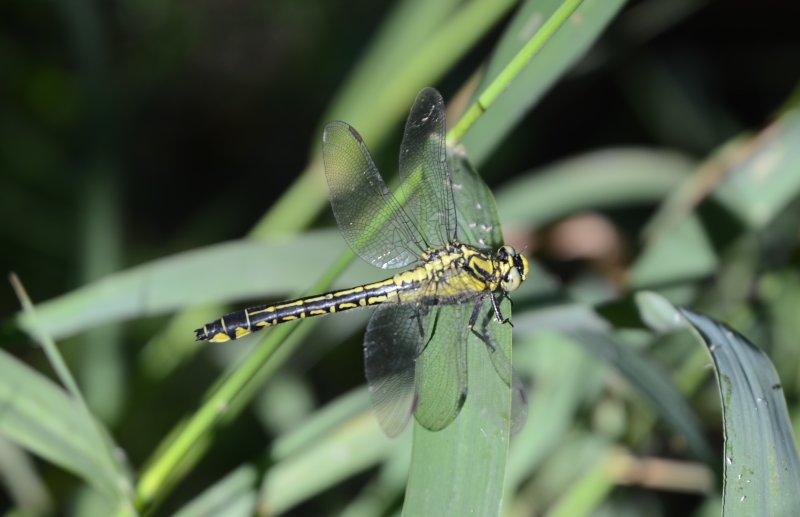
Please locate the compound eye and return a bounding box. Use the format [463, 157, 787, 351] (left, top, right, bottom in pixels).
[503, 267, 522, 292]
[499, 245, 514, 258]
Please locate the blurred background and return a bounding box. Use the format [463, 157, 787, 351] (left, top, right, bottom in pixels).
[3, 0, 798, 303]
[2, 0, 800, 515]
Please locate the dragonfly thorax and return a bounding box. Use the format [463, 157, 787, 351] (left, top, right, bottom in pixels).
[409, 242, 528, 301]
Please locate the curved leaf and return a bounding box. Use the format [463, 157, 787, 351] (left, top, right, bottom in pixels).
[679, 308, 800, 515]
[637, 292, 800, 515]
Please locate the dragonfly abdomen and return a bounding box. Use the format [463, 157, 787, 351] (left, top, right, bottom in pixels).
[195, 277, 407, 343]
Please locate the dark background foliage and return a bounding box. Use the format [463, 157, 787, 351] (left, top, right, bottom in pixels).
[2, 0, 799, 514]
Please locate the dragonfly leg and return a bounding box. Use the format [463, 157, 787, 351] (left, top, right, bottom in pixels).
[415, 306, 439, 358]
[469, 299, 496, 352]
[409, 304, 429, 338]
[489, 291, 513, 327]
[468, 299, 483, 329]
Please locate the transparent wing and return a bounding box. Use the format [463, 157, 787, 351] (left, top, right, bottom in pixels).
[413, 303, 469, 432]
[472, 295, 529, 434]
[448, 151, 504, 248]
[398, 87, 457, 248]
[363, 304, 425, 437]
[323, 121, 424, 269]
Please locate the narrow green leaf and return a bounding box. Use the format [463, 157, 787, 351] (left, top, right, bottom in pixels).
[0, 436, 52, 514]
[570, 330, 715, 464]
[513, 302, 715, 464]
[506, 331, 605, 490]
[260, 412, 399, 515]
[7, 275, 133, 511]
[0, 349, 119, 498]
[173, 465, 257, 517]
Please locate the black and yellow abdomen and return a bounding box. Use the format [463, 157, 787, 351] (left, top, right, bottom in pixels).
[195, 277, 403, 343]
[194, 242, 519, 344]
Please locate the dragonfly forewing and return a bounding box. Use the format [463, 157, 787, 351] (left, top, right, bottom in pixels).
[398, 87, 457, 248]
[323, 121, 423, 270]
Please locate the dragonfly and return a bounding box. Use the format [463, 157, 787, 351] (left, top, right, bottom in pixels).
[195, 87, 528, 436]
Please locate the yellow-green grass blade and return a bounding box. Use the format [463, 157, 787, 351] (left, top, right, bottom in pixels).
[456, 0, 626, 165]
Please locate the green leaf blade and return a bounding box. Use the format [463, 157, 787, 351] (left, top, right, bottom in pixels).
[0, 350, 121, 498]
[678, 308, 800, 515]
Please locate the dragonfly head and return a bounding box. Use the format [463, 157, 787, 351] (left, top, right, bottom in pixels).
[497, 245, 529, 293]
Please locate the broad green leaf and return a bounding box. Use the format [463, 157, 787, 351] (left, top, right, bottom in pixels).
[678, 308, 800, 515]
[638, 292, 800, 515]
[12, 231, 370, 340]
[402, 153, 513, 516]
[403, 299, 513, 517]
[495, 148, 694, 229]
